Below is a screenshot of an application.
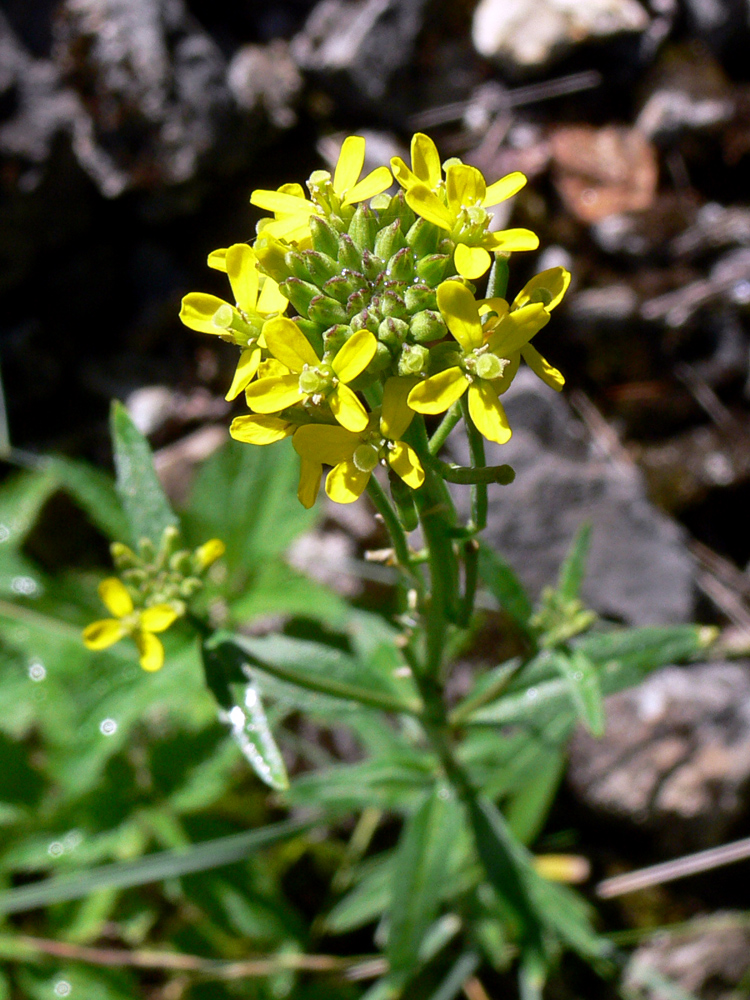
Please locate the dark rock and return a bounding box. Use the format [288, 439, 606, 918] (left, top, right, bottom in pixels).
[454, 370, 696, 626]
[624, 915, 750, 999]
[569, 661, 750, 850]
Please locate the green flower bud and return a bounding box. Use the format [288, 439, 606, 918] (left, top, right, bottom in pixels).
[158, 525, 182, 561]
[254, 236, 291, 283]
[351, 309, 380, 334]
[404, 283, 437, 312]
[122, 568, 148, 585]
[387, 247, 416, 282]
[323, 271, 368, 304]
[368, 342, 395, 374]
[416, 254, 450, 285]
[361, 250, 386, 282]
[398, 344, 430, 376]
[111, 542, 138, 569]
[280, 278, 319, 318]
[337, 232, 363, 271]
[301, 250, 340, 286]
[374, 220, 406, 261]
[378, 316, 409, 348]
[410, 309, 447, 343]
[284, 251, 312, 282]
[323, 324, 353, 355]
[294, 319, 325, 357]
[348, 203, 378, 252]
[180, 577, 203, 598]
[308, 294, 348, 327]
[347, 288, 371, 315]
[138, 538, 156, 563]
[406, 217, 439, 257]
[310, 215, 340, 258]
[380, 290, 408, 319]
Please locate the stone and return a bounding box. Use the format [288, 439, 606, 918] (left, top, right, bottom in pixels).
[569, 661, 750, 851]
[472, 0, 649, 70]
[624, 915, 750, 999]
[454, 369, 696, 626]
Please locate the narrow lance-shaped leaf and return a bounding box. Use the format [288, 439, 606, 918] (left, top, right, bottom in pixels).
[388, 785, 461, 977]
[110, 400, 178, 547]
[226, 681, 289, 790]
[557, 522, 591, 602]
[552, 648, 605, 737]
[505, 750, 566, 846]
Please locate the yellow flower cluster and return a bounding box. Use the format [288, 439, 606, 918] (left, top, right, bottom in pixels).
[83, 530, 225, 671]
[180, 133, 570, 508]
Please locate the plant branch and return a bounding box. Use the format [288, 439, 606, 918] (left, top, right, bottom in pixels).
[429, 403, 462, 456]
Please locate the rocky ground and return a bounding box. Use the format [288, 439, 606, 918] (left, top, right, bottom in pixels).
[4, 0, 750, 995]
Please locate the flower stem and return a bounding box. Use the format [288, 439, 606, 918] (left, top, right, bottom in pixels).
[428, 402, 462, 456]
[366, 475, 422, 598]
[460, 397, 488, 532]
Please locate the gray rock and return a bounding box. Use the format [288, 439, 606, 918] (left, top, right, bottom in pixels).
[456, 370, 696, 626]
[472, 0, 649, 70]
[292, 0, 429, 104]
[624, 915, 750, 1000]
[569, 661, 750, 850]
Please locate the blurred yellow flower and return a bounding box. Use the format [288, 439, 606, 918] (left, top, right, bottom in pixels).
[82, 578, 180, 672]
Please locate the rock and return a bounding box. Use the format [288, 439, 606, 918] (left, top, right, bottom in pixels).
[292, 0, 429, 105]
[227, 41, 302, 130]
[472, 0, 649, 70]
[569, 661, 750, 850]
[455, 369, 696, 626]
[550, 125, 658, 223]
[624, 915, 750, 999]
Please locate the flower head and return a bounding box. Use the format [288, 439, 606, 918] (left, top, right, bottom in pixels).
[83, 578, 180, 672]
[293, 378, 424, 505]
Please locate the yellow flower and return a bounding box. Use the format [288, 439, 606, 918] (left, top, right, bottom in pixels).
[244, 319, 376, 433]
[407, 277, 563, 444]
[82, 578, 180, 672]
[251, 136, 393, 241]
[179, 244, 288, 400]
[293, 378, 424, 505]
[194, 538, 226, 571]
[391, 134, 537, 280]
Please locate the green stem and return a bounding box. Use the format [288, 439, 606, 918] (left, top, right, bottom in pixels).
[366, 476, 422, 597]
[436, 462, 515, 486]
[428, 403, 462, 456]
[461, 397, 488, 531]
[457, 539, 479, 628]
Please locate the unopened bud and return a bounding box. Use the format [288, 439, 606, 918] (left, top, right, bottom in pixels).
[348, 204, 378, 252]
[387, 247, 416, 282]
[308, 294, 347, 327]
[374, 220, 406, 261]
[416, 254, 450, 284]
[410, 309, 447, 344]
[404, 283, 437, 312]
[406, 217, 439, 257]
[310, 216, 340, 259]
[337, 233, 363, 271]
[378, 317, 409, 349]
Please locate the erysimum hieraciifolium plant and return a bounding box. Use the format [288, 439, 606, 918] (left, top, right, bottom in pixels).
[61, 132, 715, 999]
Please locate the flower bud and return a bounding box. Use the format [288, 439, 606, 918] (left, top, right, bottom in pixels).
[374, 220, 406, 261]
[309, 216, 340, 259]
[361, 249, 386, 282]
[410, 309, 447, 343]
[348, 203, 378, 252]
[280, 278, 319, 318]
[111, 542, 138, 569]
[347, 288, 371, 314]
[404, 283, 437, 313]
[406, 217, 439, 257]
[302, 250, 340, 286]
[368, 342, 394, 374]
[337, 232, 363, 271]
[398, 344, 430, 376]
[308, 294, 348, 327]
[378, 317, 409, 349]
[138, 538, 156, 563]
[380, 290, 408, 319]
[323, 271, 368, 304]
[351, 309, 380, 334]
[323, 324, 353, 355]
[387, 247, 416, 282]
[284, 251, 312, 282]
[180, 577, 203, 597]
[193, 538, 226, 572]
[416, 254, 450, 284]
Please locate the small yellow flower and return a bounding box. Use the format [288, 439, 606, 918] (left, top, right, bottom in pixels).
[391, 133, 537, 280]
[179, 244, 287, 400]
[82, 578, 180, 672]
[407, 276, 565, 444]
[244, 319, 376, 433]
[250, 182, 317, 244]
[194, 538, 226, 571]
[293, 378, 424, 505]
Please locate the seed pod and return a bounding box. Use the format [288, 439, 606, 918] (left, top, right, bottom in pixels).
[389, 468, 419, 531]
[309, 215, 340, 258]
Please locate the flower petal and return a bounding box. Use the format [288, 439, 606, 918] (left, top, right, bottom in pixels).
[521, 344, 565, 391]
[408, 367, 469, 414]
[332, 329, 377, 383]
[388, 442, 424, 489]
[83, 618, 126, 650]
[226, 244, 259, 313]
[179, 293, 229, 334]
[134, 631, 165, 672]
[342, 166, 393, 206]
[380, 377, 417, 441]
[454, 243, 492, 280]
[484, 228, 540, 252]
[260, 215, 313, 242]
[194, 539, 226, 570]
[225, 348, 261, 401]
[488, 303, 550, 357]
[468, 383, 512, 445]
[256, 276, 288, 315]
[298, 457, 322, 509]
[405, 184, 453, 230]
[411, 133, 442, 188]
[333, 135, 366, 195]
[207, 247, 227, 271]
[483, 171, 527, 207]
[391, 155, 418, 189]
[330, 383, 369, 432]
[436, 280, 483, 352]
[250, 189, 315, 215]
[446, 163, 486, 212]
[262, 317, 319, 371]
[140, 604, 180, 633]
[293, 424, 358, 465]
[493, 352, 520, 395]
[513, 266, 571, 312]
[326, 461, 370, 504]
[231, 414, 293, 445]
[245, 374, 303, 413]
[99, 577, 133, 617]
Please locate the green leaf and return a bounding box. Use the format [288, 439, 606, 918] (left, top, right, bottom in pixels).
[0, 816, 317, 914]
[212, 634, 423, 716]
[388, 785, 461, 976]
[226, 681, 289, 790]
[505, 751, 566, 846]
[0, 467, 59, 541]
[578, 624, 712, 673]
[477, 542, 534, 634]
[110, 400, 177, 546]
[427, 952, 481, 1000]
[552, 649, 604, 736]
[557, 522, 591, 601]
[326, 853, 394, 933]
[48, 455, 128, 540]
